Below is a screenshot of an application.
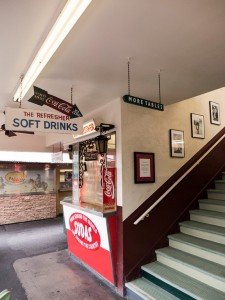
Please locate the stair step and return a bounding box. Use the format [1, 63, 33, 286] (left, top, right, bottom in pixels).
[168, 233, 225, 266]
[207, 189, 225, 200]
[221, 172, 225, 180]
[142, 261, 225, 300]
[199, 199, 225, 213]
[180, 220, 225, 244]
[189, 209, 225, 227]
[155, 247, 225, 293]
[215, 180, 225, 190]
[125, 277, 180, 300]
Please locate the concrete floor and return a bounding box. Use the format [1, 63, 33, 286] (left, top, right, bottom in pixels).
[0, 217, 125, 300]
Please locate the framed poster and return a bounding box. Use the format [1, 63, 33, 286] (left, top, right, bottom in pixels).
[191, 113, 205, 139]
[209, 101, 220, 125]
[134, 152, 155, 183]
[170, 129, 185, 158]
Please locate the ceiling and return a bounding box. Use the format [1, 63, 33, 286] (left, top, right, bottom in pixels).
[1, 0, 225, 124]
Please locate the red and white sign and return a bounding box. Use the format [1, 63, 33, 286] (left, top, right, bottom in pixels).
[73, 119, 96, 138]
[83, 119, 96, 135]
[69, 213, 100, 250]
[103, 168, 116, 209]
[5, 107, 83, 134]
[63, 206, 116, 284]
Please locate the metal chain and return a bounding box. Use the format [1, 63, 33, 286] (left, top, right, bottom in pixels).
[19, 75, 24, 108]
[128, 58, 131, 95]
[158, 69, 162, 104]
[71, 87, 73, 104]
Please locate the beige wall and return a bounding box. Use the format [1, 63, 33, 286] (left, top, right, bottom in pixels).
[122, 87, 225, 220]
[0, 133, 49, 152]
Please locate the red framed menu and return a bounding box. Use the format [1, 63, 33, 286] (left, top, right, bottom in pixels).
[134, 152, 155, 183]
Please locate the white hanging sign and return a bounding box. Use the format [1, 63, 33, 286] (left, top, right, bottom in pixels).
[52, 151, 63, 163]
[5, 107, 83, 134]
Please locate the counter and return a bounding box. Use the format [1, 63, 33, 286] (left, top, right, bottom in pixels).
[61, 199, 117, 285]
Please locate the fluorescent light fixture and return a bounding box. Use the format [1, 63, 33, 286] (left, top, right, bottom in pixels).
[13, 0, 92, 102]
[0, 151, 72, 163]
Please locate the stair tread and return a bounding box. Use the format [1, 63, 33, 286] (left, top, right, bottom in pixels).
[199, 199, 225, 205]
[207, 189, 225, 193]
[142, 261, 225, 300]
[180, 220, 225, 236]
[168, 233, 225, 256]
[155, 247, 225, 281]
[126, 277, 180, 300]
[215, 180, 225, 183]
[189, 209, 225, 219]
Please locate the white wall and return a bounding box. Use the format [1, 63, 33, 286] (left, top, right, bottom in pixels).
[122, 88, 225, 220]
[0, 133, 49, 152]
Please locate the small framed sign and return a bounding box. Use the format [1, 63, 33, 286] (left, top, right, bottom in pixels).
[134, 152, 155, 183]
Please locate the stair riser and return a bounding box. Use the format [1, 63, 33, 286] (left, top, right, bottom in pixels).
[215, 183, 225, 190]
[180, 226, 225, 245]
[156, 254, 225, 293]
[207, 192, 225, 200]
[169, 239, 225, 266]
[190, 214, 225, 227]
[126, 284, 156, 300]
[125, 287, 148, 300]
[199, 203, 225, 213]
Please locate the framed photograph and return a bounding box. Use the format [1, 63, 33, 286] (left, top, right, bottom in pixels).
[209, 101, 220, 125]
[134, 152, 155, 183]
[191, 113, 205, 139]
[170, 129, 185, 158]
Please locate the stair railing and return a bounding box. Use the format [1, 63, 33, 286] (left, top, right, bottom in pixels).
[134, 133, 225, 225]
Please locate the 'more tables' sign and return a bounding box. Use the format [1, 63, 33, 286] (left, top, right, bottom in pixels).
[5, 107, 83, 134]
[123, 95, 164, 111]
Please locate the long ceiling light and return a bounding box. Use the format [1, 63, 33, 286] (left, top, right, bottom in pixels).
[13, 0, 92, 102]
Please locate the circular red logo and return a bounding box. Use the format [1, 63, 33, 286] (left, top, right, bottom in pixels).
[69, 213, 101, 250]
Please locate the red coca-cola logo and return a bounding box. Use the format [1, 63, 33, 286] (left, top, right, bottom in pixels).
[69, 213, 100, 250]
[104, 169, 115, 199]
[45, 96, 73, 115]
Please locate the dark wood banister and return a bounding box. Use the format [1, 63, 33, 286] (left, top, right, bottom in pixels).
[123, 127, 225, 281]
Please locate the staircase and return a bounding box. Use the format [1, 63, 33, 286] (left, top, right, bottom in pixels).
[126, 173, 225, 300]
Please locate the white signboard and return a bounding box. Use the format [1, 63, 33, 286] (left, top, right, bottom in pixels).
[5, 107, 83, 134]
[52, 151, 63, 163]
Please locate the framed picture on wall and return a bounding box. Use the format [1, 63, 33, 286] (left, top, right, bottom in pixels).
[134, 152, 155, 183]
[169, 129, 185, 158]
[191, 113, 205, 139]
[209, 101, 220, 125]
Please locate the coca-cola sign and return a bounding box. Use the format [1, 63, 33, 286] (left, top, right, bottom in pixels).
[103, 168, 116, 208]
[28, 86, 82, 119]
[69, 213, 101, 250]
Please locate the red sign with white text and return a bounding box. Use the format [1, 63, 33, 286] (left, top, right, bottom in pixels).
[69, 213, 101, 250]
[103, 168, 116, 209]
